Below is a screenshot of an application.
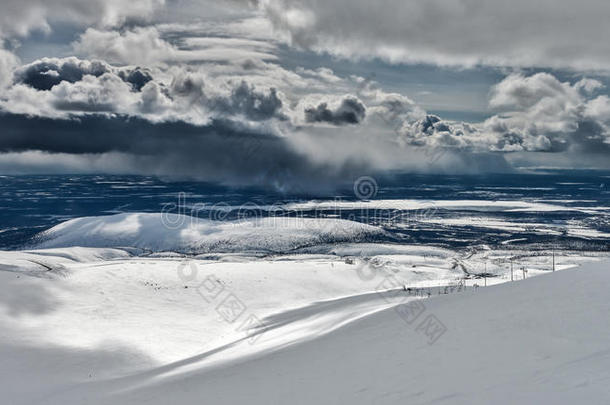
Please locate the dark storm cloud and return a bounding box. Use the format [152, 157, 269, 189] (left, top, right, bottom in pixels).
[305, 97, 366, 125]
[3, 56, 293, 126]
[14, 58, 109, 91]
[0, 112, 373, 191]
[209, 81, 285, 121]
[13, 58, 153, 92]
[419, 115, 443, 134]
[565, 120, 610, 154]
[0, 113, 278, 155]
[117, 68, 154, 91]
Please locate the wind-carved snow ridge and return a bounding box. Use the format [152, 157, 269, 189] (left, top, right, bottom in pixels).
[31, 213, 386, 254]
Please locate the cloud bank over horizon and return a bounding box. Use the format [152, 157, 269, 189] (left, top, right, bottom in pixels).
[0, 0, 609, 188]
[258, 0, 610, 71]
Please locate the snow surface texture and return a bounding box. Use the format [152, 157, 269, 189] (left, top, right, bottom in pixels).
[33, 213, 385, 254]
[1, 245, 609, 404]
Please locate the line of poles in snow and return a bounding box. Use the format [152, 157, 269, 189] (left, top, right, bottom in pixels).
[415, 251, 558, 296]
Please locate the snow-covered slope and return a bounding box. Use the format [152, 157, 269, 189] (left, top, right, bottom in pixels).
[91, 261, 610, 404]
[1, 251, 609, 404]
[32, 213, 385, 254]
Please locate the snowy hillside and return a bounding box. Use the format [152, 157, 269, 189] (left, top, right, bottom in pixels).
[127, 260, 609, 405]
[32, 213, 385, 254]
[1, 247, 609, 404]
